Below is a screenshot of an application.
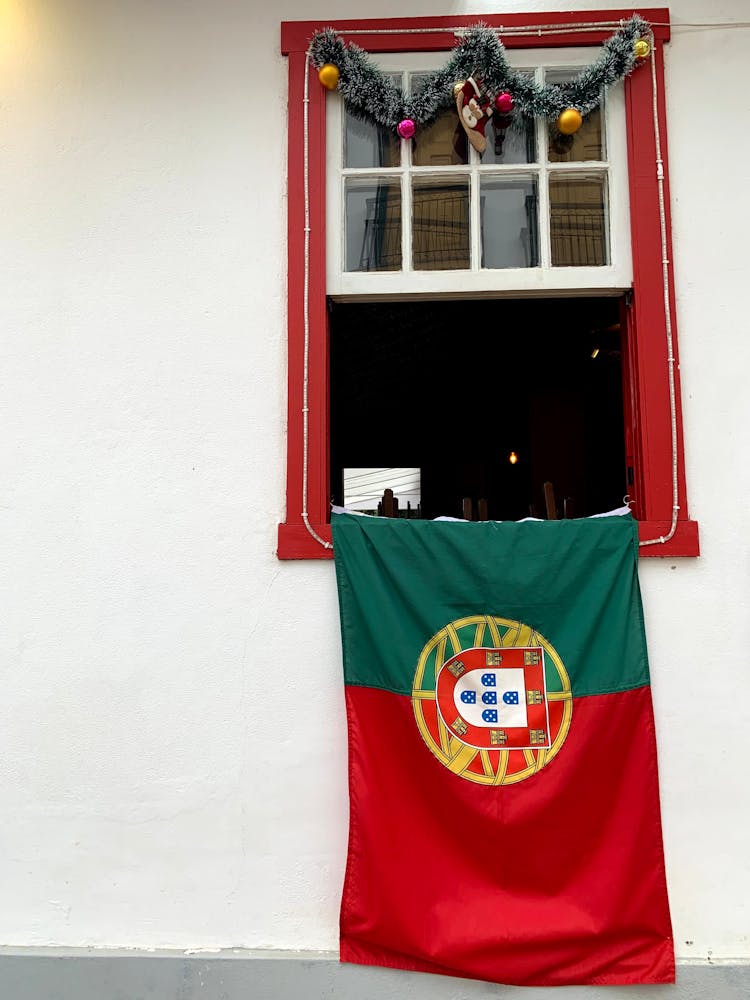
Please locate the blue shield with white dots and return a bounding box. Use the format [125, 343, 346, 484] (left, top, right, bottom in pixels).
[452, 667, 528, 728]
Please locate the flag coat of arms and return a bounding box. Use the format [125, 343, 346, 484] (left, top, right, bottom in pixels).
[331, 511, 674, 987]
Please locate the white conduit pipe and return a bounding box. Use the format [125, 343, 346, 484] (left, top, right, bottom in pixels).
[299, 24, 680, 550]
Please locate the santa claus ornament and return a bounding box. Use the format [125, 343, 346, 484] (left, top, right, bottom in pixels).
[454, 76, 493, 154]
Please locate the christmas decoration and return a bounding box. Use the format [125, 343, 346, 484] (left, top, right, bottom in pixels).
[309, 16, 650, 136]
[492, 114, 513, 157]
[550, 133, 575, 156]
[455, 76, 493, 153]
[634, 38, 652, 60]
[318, 63, 340, 90]
[494, 91, 514, 114]
[397, 118, 416, 139]
[557, 108, 583, 135]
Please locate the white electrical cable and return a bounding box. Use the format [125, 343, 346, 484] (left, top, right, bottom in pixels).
[299, 22, 683, 550]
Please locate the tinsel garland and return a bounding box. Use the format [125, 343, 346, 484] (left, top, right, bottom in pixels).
[309, 16, 650, 133]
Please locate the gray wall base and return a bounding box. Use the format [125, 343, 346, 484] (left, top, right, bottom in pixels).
[0, 950, 746, 1000]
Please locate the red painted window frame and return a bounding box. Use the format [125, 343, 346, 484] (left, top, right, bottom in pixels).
[278, 8, 699, 559]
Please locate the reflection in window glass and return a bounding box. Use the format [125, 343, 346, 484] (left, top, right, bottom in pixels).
[412, 109, 468, 166]
[481, 177, 539, 268]
[545, 71, 605, 162]
[549, 174, 609, 266]
[345, 111, 400, 168]
[412, 177, 470, 270]
[411, 74, 468, 166]
[345, 179, 402, 272]
[481, 117, 536, 165]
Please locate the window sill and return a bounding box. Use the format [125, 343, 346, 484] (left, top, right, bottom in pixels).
[327, 268, 632, 300]
[277, 518, 699, 560]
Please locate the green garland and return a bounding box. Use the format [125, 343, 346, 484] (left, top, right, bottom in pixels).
[310, 16, 650, 133]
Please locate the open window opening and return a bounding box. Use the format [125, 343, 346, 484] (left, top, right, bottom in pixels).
[330, 296, 625, 521]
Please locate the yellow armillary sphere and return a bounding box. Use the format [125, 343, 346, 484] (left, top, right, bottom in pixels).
[412, 615, 572, 785]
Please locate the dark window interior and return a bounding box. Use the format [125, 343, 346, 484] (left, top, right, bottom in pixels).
[329, 297, 626, 521]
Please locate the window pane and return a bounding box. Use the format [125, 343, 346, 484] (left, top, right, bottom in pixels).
[545, 71, 605, 163]
[412, 110, 469, 166]
[481, 176, 539, 268]
[412, 177, 470, 271]
[411, 75, 468, 166]
[481, 74, 536, 164]
[345, 179, 402, 272]
[344, 110, 400, 168]
[549, 174, 609, 266]
[481, 117, 536, 164]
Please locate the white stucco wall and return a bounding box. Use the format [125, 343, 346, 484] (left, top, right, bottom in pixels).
[1, 0, 748, 961]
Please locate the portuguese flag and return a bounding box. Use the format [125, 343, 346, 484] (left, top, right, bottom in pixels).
[331, 511, 674, 987]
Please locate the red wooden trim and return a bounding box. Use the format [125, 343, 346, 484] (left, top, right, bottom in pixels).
[282, 9, 670, 54]
[637, 519, 699, 557]
[284, 51, 305, 535]
[278, 522, 333, 560]
[284, 52, 329, 533]
[624, 43, 690, 526]
[277, 520, 699, 560]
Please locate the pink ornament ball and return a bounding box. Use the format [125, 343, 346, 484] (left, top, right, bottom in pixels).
[397, 118, 416, 139]
[494, 91, 514, 114]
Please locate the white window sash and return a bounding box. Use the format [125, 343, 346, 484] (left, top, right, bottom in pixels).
[326, 47, 632, 299]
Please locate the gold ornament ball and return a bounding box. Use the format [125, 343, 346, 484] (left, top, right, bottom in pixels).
[453, 81, 465, 97]
[634, 38, 651, 60]
[318, 63, 340, 90]
[557, 108, 583, 135]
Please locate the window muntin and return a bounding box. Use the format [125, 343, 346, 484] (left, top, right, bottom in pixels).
[327, 48, 631, 296]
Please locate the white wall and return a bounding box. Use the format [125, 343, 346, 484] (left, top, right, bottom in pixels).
[1, 0, 749, 960]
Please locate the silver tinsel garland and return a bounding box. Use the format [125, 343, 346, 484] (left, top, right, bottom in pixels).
[309, 16, 650, 132]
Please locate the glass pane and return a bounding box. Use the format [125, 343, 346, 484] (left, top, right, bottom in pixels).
[549, 174, 609, 266]
[481, 176, 539, 268]
[545, 71, 605, 163]
[345, 179, 402, 272]
[411, 74, 468, 166]
[481, 117, 536, 164]
[481, 74, 536, 164]
[345, 110, 400, 168]
[412, 177, 470, 271]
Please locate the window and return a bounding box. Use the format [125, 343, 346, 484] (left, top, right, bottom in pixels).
[278, 10, 699, 557]
[329, 297, 628, 521]
[327, 49, 631, 296]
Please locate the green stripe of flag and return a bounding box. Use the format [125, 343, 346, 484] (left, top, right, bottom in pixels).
[332, 513, 649, 699]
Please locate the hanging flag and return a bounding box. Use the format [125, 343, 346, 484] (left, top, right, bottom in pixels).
[331, 511, 674, 987]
